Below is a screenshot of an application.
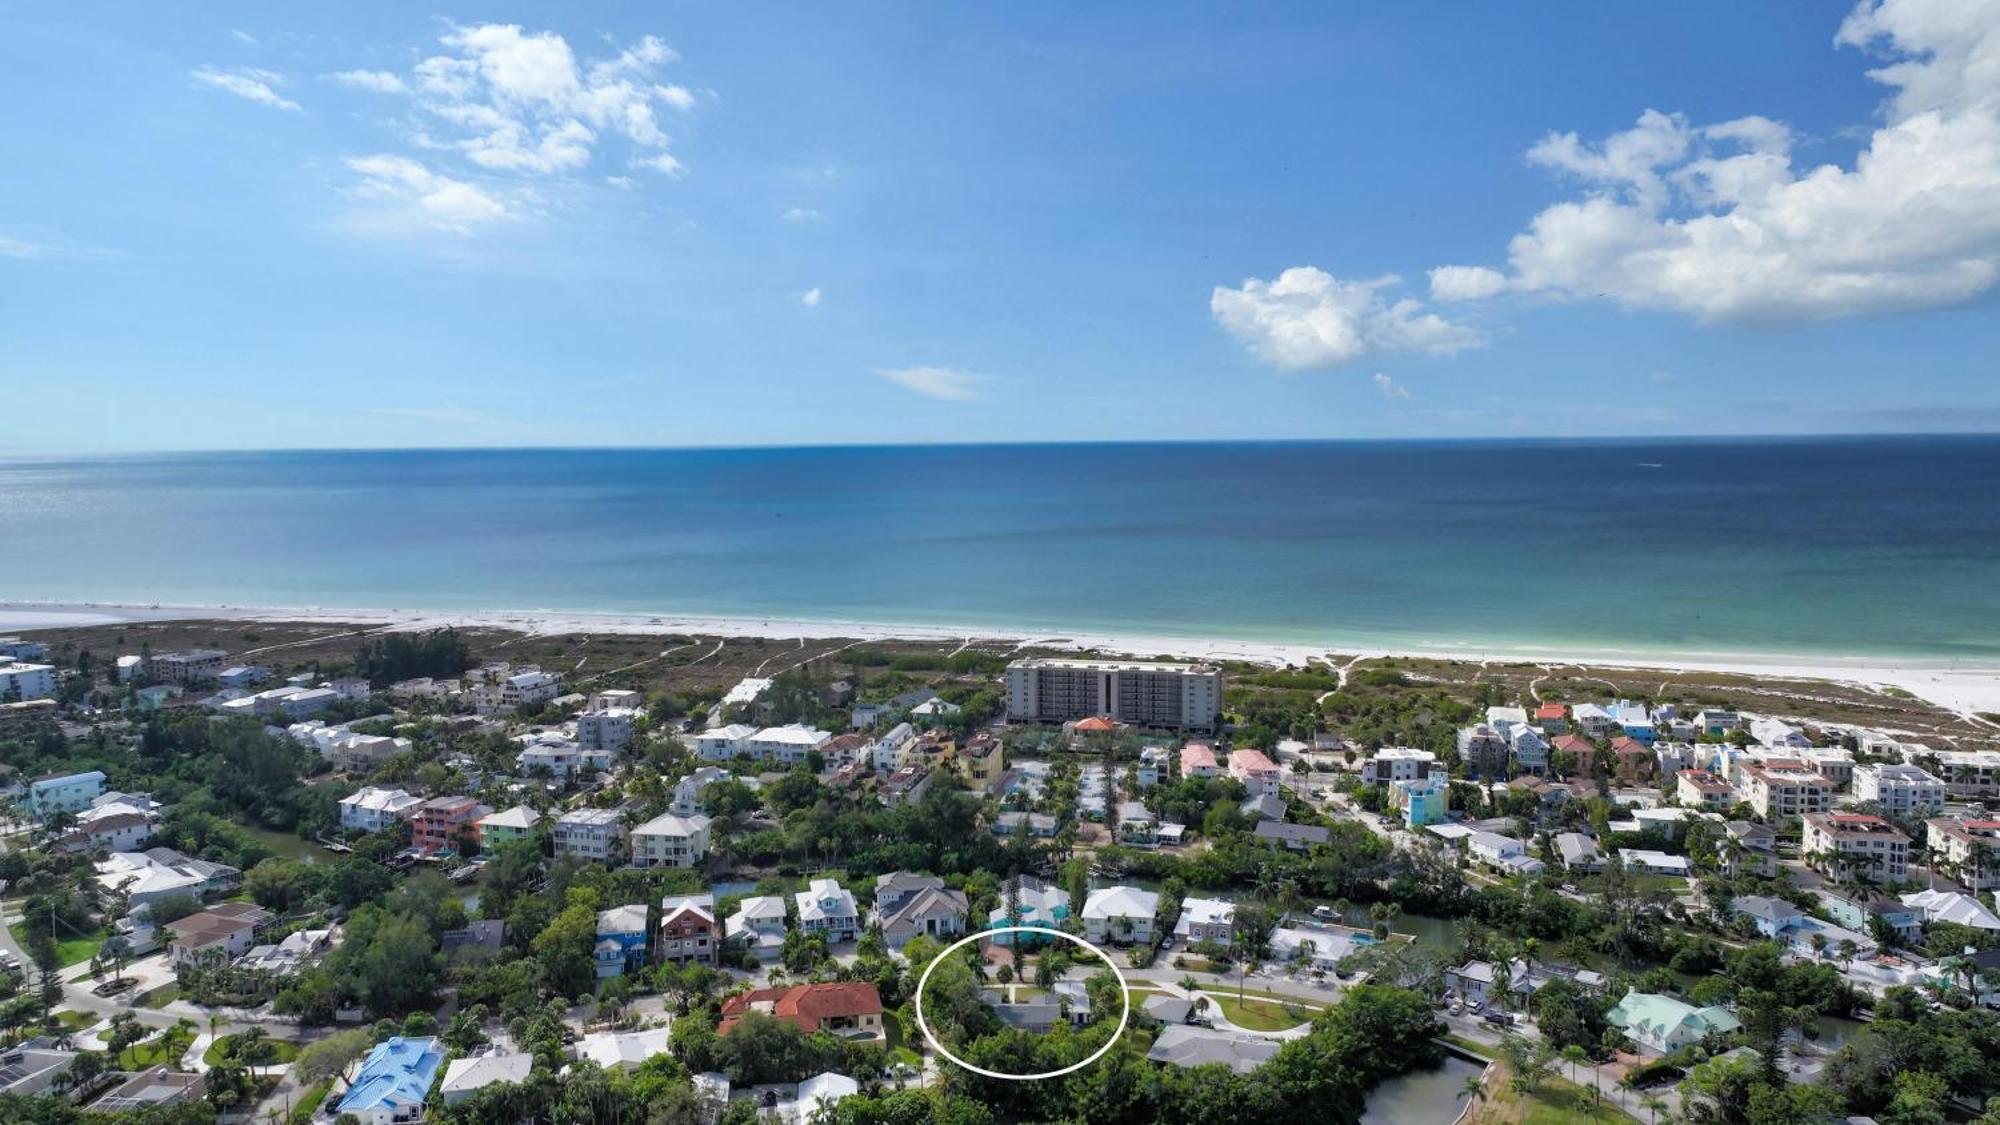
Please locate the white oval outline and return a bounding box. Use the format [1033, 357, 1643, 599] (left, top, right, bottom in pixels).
[911, 924, 1132, 1082]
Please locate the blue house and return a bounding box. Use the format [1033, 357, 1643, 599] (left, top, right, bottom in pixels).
[1613, 702, 1658, 745]
[337, 1036, 444, 1125]
[595, 904, 650, 978]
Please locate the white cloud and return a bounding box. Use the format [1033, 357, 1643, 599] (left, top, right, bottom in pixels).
[344, 154, 510, 233]
[1210, 267, 1483, 371]
[875, 365, 985, 402]
[605, 175, 638, 191]
[330, 69, 407, 94]
[1428, 265, 1508, 302]
[800, 287, 823, 308]
[191, 66, 301, 111]
[1433, 0, 2000, 324]
[380, 23, 692, 177]
[782, 207, 821, 223]
[632, 152, 686, 177]
[230, 29, 258, 46]
[1372, 372, 1412, 400]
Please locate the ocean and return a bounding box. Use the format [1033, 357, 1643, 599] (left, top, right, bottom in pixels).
[2, 436, 1997, 662]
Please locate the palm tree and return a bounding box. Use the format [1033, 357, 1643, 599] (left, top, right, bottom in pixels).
[1642, 1094, 1667, 1124]
[1458, 1073, 1487, 1105]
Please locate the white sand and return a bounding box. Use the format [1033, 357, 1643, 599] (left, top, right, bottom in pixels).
[5, 599, 1999, 720]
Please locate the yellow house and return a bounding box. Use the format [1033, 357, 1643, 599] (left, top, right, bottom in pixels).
[956, 734, 1006, 790]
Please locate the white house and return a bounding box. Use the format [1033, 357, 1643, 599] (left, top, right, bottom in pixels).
[672, 767, 737, 816]
[795, 878, 861, 942]
[577, 708, 641, 754]
[629, 812, 711, 868]
[1081, 885, 1159, 945]
[1619, 849, 1692, 877]
[1172, 897, 1236, 945]
[726, 895, 790, 961]
[27, 770, 107, 816]
[553, 808, 626, 861]
[696, 724, 758, 761]
[1750, 718, 1810, 750]
[746, 724, 833, 766]
[339, 787, 423, 833]
[869, 723, 916, 771]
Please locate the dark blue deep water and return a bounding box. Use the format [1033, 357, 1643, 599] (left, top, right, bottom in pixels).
[2, 437, 1997, 660]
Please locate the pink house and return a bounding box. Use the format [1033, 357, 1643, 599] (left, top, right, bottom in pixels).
[1229, 749, 1282, 797]
[1180, 743, 1218, 780]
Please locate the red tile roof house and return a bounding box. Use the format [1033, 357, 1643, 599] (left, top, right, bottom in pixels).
[1610, 737, 1656, 782]
[1534, 703, 1569, 732]
[719, 982, 885, 1041]
[1179, 743, 1219, 780]
[1228, 749, 1282, 797]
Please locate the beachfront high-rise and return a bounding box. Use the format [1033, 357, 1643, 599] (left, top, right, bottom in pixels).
[1004, 657, 1221, 731]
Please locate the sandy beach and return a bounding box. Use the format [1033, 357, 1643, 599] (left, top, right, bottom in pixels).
[7, 599, 1999, 721]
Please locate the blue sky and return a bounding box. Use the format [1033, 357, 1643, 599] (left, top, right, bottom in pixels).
[4, 1, 1999, 452]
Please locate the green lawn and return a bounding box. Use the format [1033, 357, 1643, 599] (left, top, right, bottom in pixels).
[1465, 1070, 1639, 1124]
[1211, 994, 1310, 1032]
[289, 1081, 333, 1125]
[135, 984, 182, 1009]
[49, 1010, 96, 1032]
[8, 922, 109, 967]
[205, 1033, 301, 1067]
[119, 1028, 195, 1070]
[237, 825, 325, 862]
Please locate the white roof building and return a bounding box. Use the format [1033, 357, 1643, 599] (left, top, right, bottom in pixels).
[576, 1028, 672, 1072]
[1902, 888, 2000, 930]
[440, 1052, 533, 1105]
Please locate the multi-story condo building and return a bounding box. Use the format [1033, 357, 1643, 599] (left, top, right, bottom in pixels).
[1228, 748, 1281, 797]
[339, 786, 423, 833]
[1925, 816, 2000, 890]
[1003, 658, 1221, 731]
[411, 796, 490, 856]
[576, 708, 640, 754]
[630, 812, 711, 868]
[1675, 770, 1735, 810]
[1361, 747, 1435, 785]
[1929, 751, 2000, 800]
[1803, 812, 1910, 882]
[1852, 764, 1946, 815]
[27, 769, 107, 816]
[500, 670, 560, 709]
[0, 662, 57, 701]
[147, 649, 228, 687]
[1736, 761, 1833, 820]
[1455, 725, 1511, 781]
[553, 808, 627, 861]
[657, 894, 716, 965]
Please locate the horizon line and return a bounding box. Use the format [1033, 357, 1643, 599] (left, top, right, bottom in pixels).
[7, 429, 2000, 460]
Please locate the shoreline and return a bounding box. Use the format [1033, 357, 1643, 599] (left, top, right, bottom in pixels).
[4, 599, 1999, 718]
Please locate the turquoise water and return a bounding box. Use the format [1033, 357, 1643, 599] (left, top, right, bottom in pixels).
[2, 437, 1997, 660]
